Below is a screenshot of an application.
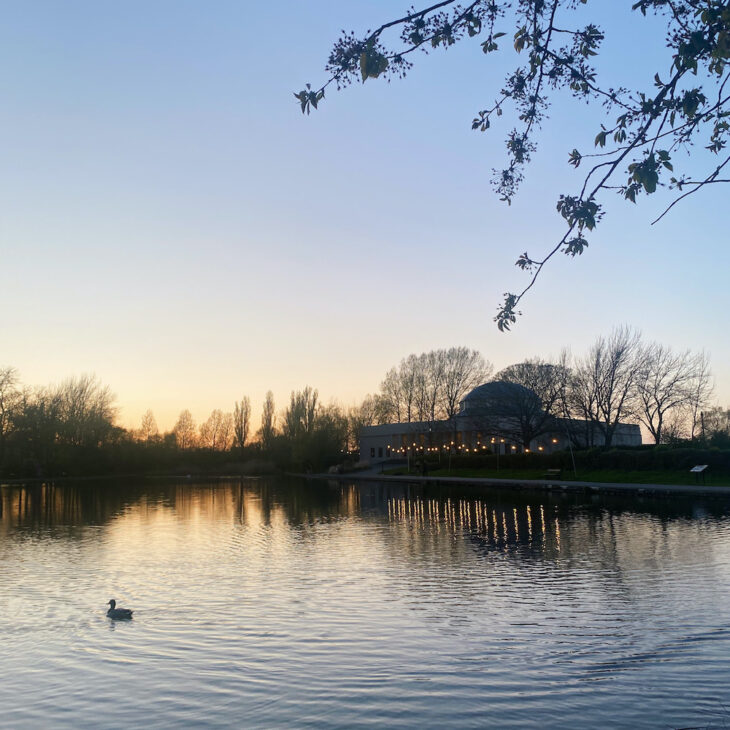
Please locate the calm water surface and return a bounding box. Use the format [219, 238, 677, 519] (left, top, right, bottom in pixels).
[1, 477, 730, 728]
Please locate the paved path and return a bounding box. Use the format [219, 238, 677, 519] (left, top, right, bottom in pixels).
[303, 471, 730, 498]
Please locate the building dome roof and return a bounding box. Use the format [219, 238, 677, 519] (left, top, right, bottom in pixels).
[459, 381, 537, 414]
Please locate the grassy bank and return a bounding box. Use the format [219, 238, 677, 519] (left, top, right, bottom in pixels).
[384, 466, 730, 487]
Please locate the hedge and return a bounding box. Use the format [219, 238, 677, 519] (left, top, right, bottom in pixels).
[441, 446, 730, 474]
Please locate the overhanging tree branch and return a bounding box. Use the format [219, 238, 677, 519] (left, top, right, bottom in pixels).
[298, 1, 730, 328]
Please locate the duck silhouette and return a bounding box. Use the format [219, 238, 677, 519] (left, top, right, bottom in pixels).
[106, 599, 133, 620]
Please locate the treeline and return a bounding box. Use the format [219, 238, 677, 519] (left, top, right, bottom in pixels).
[0, 329, 726, 478]
[350, 329, 717, 448]
[0, 370, 352, 477]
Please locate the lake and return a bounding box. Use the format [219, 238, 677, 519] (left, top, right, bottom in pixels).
[1, 477, 730, 728]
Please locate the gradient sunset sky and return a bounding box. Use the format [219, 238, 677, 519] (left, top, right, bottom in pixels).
[2, 1, 728, 430]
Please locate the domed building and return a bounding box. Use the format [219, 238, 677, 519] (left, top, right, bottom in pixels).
[458, 381, 538, 415]
[358, 380, 641, 465]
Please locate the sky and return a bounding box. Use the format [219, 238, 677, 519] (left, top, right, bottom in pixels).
[1, 1, 728, 431]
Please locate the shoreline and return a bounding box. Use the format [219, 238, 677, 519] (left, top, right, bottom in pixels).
[302, 471, 730, 498]
[0, 472, 272, 487]
[3, 471, 729, 499]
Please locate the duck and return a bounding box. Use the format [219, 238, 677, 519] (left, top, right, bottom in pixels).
[106, 599, 133, 620]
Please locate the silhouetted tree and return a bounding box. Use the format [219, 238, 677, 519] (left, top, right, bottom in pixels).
[260, 391, 276, 451]
[379, 367, 405, 423]
[347, 394, 383, 451]
[686, 351, 714, 440]
[304, 403, 348, 469]
[703, 405, 730, 446]
[233, 397, 251, 456]
[138, 409, 159, 443]
[441, 347, 492, 419]
[493, 359, 567, 446]
[55, 374, 116, 447]
[379, 347, 491, 423]
[200, 409, 234, 450]
[0, 366, 21, 465]
[173, 409, 197, 450]
[634, 344, 712, 443]
[570, 327, 643, 447]
[284, 387, 318, 439]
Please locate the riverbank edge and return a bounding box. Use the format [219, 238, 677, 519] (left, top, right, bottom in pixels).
[0, 472, 273, 487]
[301, 471, 730, 497]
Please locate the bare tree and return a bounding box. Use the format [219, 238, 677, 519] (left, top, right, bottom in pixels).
[219, 412, 234, 450]
[138, 409, 159, 442]
[702, 406, 730, 439]
[301, 402, 349, 468]
[686, 351, 714, 440]
[233, 396, 251, 456]
[634, 345, 710, 444]
[200, 409, 233, 450]
[570, 327, 642, 447]
[55, 374, 117, 447]
[199, 412, 216, 448]
[347, 394, 382, 451]
[260, 391, 276, 450]
[661, 409, 692, 444]
[379, 367, 404, 423]
[284, 387, 318, 438]
[417, 350, 446, 424]
[441, 347, 492, 419]
[0, 367, 21, 461]
[492, 359, 567, 446]
[173, 409, 196, 450]
[10, 385, 62, 469]
[398, 354, 421, 423]
[377, 347, 490, 425]
[377, 356, 421, 423]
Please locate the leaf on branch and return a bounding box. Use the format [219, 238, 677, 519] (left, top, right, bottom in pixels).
[556, 195, 602, 230]
[495, 293, 520, 332]
[516, 252, 535, 270]
[359, 48, 389, 82]
[294, 84, 324, 115]
[623, 183, 639, 203]
[514, 26, 528, 53]
[568, 149, 582, 168]
[628, 153, 663, 194]
[564, 236, 588, 256]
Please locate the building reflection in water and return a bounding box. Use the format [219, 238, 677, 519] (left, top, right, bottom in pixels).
[386, 493, 562, 552]
[2, 477, 730, 580]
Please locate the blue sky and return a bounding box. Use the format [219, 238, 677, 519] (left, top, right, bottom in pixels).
[1, 1, 728, 429]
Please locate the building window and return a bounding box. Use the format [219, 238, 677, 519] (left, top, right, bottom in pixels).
[378, 447, 383, 458]
[386, 446, 391, 457]
[370, 447, 375, 458]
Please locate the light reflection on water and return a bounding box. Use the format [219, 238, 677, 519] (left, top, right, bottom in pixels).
[1, 478, 730, 729]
